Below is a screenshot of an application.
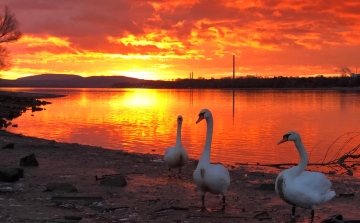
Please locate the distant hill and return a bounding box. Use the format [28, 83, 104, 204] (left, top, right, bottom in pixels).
[0, 74, 144, 88]
[16, 74, 81, 81]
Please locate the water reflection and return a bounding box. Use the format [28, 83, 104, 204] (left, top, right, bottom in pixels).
[3, 88, 360, 169]
[233, 89, 235, 122]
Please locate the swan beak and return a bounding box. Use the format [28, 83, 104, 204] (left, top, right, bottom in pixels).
[278, 138, 287, 145]
[196, 112, 205, 124]
[196, 115, 205, 124]
[196, 117, 203, 124]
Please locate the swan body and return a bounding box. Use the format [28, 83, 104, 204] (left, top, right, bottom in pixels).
[276, 131, 335, 220]
[164, 115, 188, 177]
[193, 109, 230, 209]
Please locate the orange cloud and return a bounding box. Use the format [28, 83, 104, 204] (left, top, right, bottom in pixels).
[1, 0, 360, 80]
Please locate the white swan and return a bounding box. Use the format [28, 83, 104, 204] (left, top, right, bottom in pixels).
[164, 115, 189, 178]
[193, 109, 230, 210]
[276, 131, 336, 221]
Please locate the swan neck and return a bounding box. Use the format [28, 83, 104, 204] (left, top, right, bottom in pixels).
[199, 117, 213, 164]
[293, 139, 308, 176]
[175, 123, 182, 147]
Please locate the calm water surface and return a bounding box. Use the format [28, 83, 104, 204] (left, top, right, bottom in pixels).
[3, 88, 360, 168]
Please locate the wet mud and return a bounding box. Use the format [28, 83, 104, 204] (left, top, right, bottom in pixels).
[1, 130, 360, 223]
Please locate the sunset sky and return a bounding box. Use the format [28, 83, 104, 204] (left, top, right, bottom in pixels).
[1, 0, 360, 80]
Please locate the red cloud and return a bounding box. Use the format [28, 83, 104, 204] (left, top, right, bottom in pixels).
[1, 0, 360, 79]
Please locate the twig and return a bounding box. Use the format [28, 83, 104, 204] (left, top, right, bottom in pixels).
[338, 193, 355, 197]
[309, 140, 324, 163]
[156, 206, 189, 212]
[187, 215, 246, 219]
[322, 132, 360, 163]
[95, 174, 123, 181]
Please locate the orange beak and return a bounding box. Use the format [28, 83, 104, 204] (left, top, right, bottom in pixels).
[196, 116, 204, 124]
[278, 137, 288, 145]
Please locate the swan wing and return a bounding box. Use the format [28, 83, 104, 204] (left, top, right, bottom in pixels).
[178, 144, 189, 162]
[206, 164, 230, 195]
[295, 171, 332, 195]
[193, 164, 230, 196]
[164, 146, 175, 157]
[164, 146, 175, 164]
[292, 171, 335, 205]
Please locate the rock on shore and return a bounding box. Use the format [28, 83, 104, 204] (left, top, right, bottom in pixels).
[0, 90, 64, 129]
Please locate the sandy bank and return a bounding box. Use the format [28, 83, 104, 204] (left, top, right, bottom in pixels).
[0, 130, 360, 223]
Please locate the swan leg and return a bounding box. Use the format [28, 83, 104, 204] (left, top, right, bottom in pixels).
[311, 210, 314, 221]
[291, 206, 296, 219]
[168, 168, 171, 178]
[222, 196, 226, 208]
[201, 195, 206, 211]
[178, 168, 182, 179]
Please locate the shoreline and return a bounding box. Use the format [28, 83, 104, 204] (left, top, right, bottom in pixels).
[0, 90, 66, 129]
[1, 130, 360, 222]
[3, 86, 360, 90]
[0, 90, 66, 99]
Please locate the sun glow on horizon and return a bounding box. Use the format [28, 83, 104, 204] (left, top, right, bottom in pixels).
[1, 0, 360, 80]
[110, 70, 159, 80]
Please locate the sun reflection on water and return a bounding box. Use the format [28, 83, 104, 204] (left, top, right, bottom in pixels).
[3, 88, 360, 172]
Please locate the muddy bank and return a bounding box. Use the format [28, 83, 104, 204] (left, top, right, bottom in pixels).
[0, 130, 360, 223]
[0, 90, 65, 129]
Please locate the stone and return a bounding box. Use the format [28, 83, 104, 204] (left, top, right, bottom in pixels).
[1, 143, 14, 149]
[15, 167, 24, 178]
[259, 183, 275, 191]
[20, 153, 39, 166]
[89, 204, 105, 212]
[31, 107, 43, 112]
[248, 171, 265, 177]
[100, 175, 127, 187]
[0, 119, 6, 128]
[64, 216, 82, 220]
[51, 196, 102, 201]
[0, 167, 24, 182]
[33, 100, 42, 106]
[45, 183, 78, 193]
[322, 214, 343, 223]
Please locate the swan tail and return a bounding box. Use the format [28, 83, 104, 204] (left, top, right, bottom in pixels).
[321, 190, 336, 203]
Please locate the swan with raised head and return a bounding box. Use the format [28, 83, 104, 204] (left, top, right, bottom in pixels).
[276, 131, 336, 221]
[164, 115, 189, 178]
[193, 109, 230, 210]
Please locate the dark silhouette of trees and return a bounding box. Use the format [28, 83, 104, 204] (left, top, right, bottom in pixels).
[0, 6, 22, 73]
[112, 75, 360, 89]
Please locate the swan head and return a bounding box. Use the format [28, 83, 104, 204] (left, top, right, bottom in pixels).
[177, 115, 183, 125]
[196, 109, 212, 124]
[278, 131, 301, 145]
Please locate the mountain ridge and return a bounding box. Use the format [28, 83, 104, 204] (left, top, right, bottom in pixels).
[0, 74, 144, 88]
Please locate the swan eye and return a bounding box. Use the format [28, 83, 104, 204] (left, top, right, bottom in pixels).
[283, 134, 291, 140]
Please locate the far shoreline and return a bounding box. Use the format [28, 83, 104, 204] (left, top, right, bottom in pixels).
[2, 86, 360, 91]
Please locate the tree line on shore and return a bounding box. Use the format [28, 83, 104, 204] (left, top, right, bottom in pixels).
[112, 75, 360, 89]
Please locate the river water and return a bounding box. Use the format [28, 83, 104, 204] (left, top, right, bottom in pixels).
[3, 88, 360, 169]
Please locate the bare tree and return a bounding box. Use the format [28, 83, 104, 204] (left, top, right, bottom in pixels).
[0, 6, 22, 73]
